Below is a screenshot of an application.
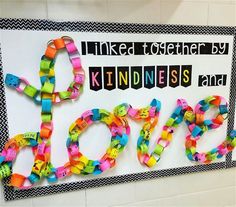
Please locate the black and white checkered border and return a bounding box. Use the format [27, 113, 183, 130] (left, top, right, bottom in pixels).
[0, 18, 235, 35]
[226, 28, 236, 167]
[10, 162, 227, 200]
[0, 18, 235, 201]
[0, 43, 14, 201]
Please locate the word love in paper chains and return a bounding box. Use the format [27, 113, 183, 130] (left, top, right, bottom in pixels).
[0, 37, 235, 189]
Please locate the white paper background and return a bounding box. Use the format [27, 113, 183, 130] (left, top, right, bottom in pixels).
[0, 30, 234, 186]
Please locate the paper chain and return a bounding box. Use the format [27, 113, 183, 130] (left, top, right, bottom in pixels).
[2, 36, 85, 188]
[0, 37, 235, 189]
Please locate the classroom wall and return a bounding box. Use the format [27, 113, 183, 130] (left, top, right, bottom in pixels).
[0, 0, 235, 206]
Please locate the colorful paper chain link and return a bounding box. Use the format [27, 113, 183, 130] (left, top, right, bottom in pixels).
[1, 36, 85, 188]
[66, 99, 160, 175]
[0, 37, 235, 189]
[134, 96, 236, 167]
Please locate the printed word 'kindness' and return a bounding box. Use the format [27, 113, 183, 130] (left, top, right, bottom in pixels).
[89, 65, 192, 91]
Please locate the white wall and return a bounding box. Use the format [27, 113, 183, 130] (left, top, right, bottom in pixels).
[0, 0, 236, 206]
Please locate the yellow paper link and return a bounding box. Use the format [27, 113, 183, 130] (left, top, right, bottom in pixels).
[70, 166, 81, 174]
[184, 111, 195, 122]
[70, 157, 86, 170]
[69, 122, 77, 133]
[78, 156, 89, 166]
[39, 68, 55, 77]
[101, 114, 114, 125]
[146, 156, 156, 167]
[143, 122, 151, 131]
[107, 148, 119, 159]
[113, 104, 128, 117]
[139, 107, 150, 119]
[41, 163, 52, 177]
[76, 162, 85, 170]
[161, 130, 173, 141]
[32, 160, 46, 176]
[14, 134, 29, 147]
[69, 123, 81, 142]
[143, 130, 151, 140]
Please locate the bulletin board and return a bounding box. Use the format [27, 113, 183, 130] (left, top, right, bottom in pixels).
[0, 18, 235, 201]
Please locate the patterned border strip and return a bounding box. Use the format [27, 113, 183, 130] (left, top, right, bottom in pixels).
[0, 18, 235, 35]
[226, 28, 236, 167]
[0, 18, 235, 201]
[0, 46, 8, 152]
[0, 44, 14, 200]
[10, 162, 227, 201]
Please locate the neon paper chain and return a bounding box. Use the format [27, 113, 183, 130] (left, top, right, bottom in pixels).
[0, 37, 235, 189]
[2, 37, 85, 188]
